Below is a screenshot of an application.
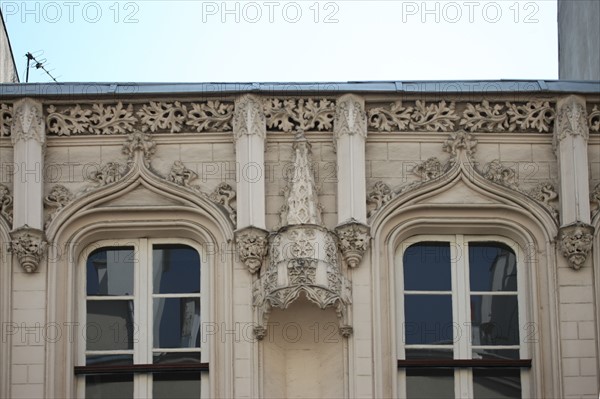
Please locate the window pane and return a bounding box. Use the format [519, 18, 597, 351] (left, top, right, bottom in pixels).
[85, 374, 133, 399]
[473, 368, 521, 398]
[471, 295, 519, 345]
[86, 355, 133, 366]
[86, 300, 134, 351]
[153, 373, 201, 399]
[87, 247, 134, 296]
[405, 348, 453, 360]
[153, 352, 201, 364]
[154, 298, 200, 348]
[406, 368, 454, 398]
[404, 295, 453, 345]
[472, 349, 520, 360]
[469, 243, 517, 292]
[403, 242, 451, 291]
[153, 245, 200, 294]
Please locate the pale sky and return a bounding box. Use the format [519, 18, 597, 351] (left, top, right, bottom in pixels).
[2, 0, 559, 83]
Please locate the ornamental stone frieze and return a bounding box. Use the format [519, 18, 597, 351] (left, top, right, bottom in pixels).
[558, 223, 594, 270]
[460, 100, 555, 133]
[44, 100, 234, 135]
[264, 98, 336, 132]
[0, 184, 13, 224]
[253, 131, 353, 339]
[367, 100, 459, 132]
[9, 225, 47, 273]
[234, 226, 269, 274]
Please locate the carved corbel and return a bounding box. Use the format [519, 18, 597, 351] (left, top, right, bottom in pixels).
[9, 225, 47, 273]
[557, 223, 594, 270]
[335, 219, 370, 268]
[235, 226, 269, 274]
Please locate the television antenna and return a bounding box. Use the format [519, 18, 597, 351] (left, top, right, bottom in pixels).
[25, 52, 58, 83]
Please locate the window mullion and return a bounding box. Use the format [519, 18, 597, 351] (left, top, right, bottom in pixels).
[454, 234, 472, 398]
[136, 238, 151, 398]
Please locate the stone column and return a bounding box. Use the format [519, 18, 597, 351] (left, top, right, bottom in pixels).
[554, 95, 594, 269]
[232, 94, 269, 274]
[334, 94, 370, 268]
[9, 98, 47, 273]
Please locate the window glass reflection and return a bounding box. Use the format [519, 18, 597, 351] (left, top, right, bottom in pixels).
[87, 247, 134, 296]
[153, 245, 200, 294]
[153, 298, 200, 348]
[404, 295, 453, 345]
[86, 300, 134, 351]
[471, 295, 519, 346]
[86, 374, 133, 399]
[469, 243, 517, 292]
[473, 368, 521, 398]
[403, 242, 451, 291]
[406, 368, 454, 398]
[153, 373, 201, 399]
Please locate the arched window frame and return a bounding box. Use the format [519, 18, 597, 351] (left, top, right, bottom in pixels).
[75, 237, 210, 398]
[395, 234, 533, 398]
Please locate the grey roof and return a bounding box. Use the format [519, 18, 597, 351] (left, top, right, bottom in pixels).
[0, 80, 599, 98]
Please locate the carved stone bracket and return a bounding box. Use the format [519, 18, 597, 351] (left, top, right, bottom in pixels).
[558, 223, 594, 270]
[0, 184, 13, 224]
[335, 220, 370, 268]
[44, 185, 74, 226]
[235, 226, 269, 274]
[9, 226, 47, 273]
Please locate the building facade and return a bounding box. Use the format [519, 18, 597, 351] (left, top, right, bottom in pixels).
[0, 81, 599, 398]
[0, 11, 19, 84]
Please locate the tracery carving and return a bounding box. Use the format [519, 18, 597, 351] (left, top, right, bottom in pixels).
[367, 100, 458, 132]
[0, 184, 13, 224]
[122, 130, 156, 167]
[483, 160, 518, 190]
[210, 182, 237, 224]
[589, 105, 600, 132]
[0, 103, 12, 137]
[367, 181, 393, 217]
[234, 226, 269, 274]
[264, 98, 335, 132]
[11, 99, 45, 145]
[335, 220, 370, 268]
[44, 185, 74, 225]
[168, 161, 198, 188]
[442, 130, 477, 158]
[233, 95, 266, 140]
[558, 223, 594, 270]
[9, 225, 47, 273]
[46, 102, 136, 135]
[460, 100, 555, 133]
[555, 100, 589, 142]
[334, 96, 367, 138]
[412, 157, 444, 181]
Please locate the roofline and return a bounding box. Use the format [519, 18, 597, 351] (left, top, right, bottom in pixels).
[0, 80, 598, 98]
[0, 9, 20, 83]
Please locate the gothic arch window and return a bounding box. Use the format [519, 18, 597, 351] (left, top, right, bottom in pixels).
[395, 234, 532, 398]
[75, 238, 209, 399]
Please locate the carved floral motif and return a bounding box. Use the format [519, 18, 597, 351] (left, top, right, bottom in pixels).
[122, 131, 156, 166]
[44, 185, 74, 225]
[460, 101, 555, 133]
[264, 98, 335, 132]
[442, 130, 477, 158]
[0, 103, 12, 137]
[9, 226, 47, 273]
[210, 182, 237, 224]
[46, 103, 136, 135]
[588, 105, 599, 133]
[367, 181, 393, 217]
[0, 184, 13, 224]
[412, 157, 444, 181]
[558, 223, 594, 270]
[187, 101, 234, 132]
[483, 160, 518, 190]
[335, 220, 370, 268]
[86, 162, 127, 189]
[235, 227, 269, 274]
[367, 100, 458, 132]
[527, 182, 559, 219]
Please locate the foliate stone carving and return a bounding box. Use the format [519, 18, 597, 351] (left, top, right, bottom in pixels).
[187, 101, 234, 132]
[11, 99, 45, 145]
[334, 96, 367, 138]
[46, 102, 136, 135]
[122, 130, 156, 167]
[233, 95, 266, 140]
[367, 100, 458, 132]
[483, 160, 518, 190]
[555, 99, 589, 142]
[137, 101, 187, 133]
[589, 105, 600, 132]
[442, 130, 477, 158]
[0, 103, 12, 137]
[591, 183, 600, 216]
[412, 157, 444, 181]
[168, 161, 198, 187]
[235, 226, 269, 274]
[460, 101, 555, 133]
[335, 220, 370, 268]
[367, 181, 393, 217]
[86, 162, 127, 188]
[279, 130, 323, 225]
[0, 184, 13, 224]
[527, 182, 559, 219]
[44, 185, 74, 225]
[9, 226, 47, 273]
[264, 98, 335, 132]
[558, 223, 594, 270]
[210, 182, 237, 224]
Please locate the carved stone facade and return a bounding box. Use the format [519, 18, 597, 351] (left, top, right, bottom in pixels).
[1, 83, 599, 399]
